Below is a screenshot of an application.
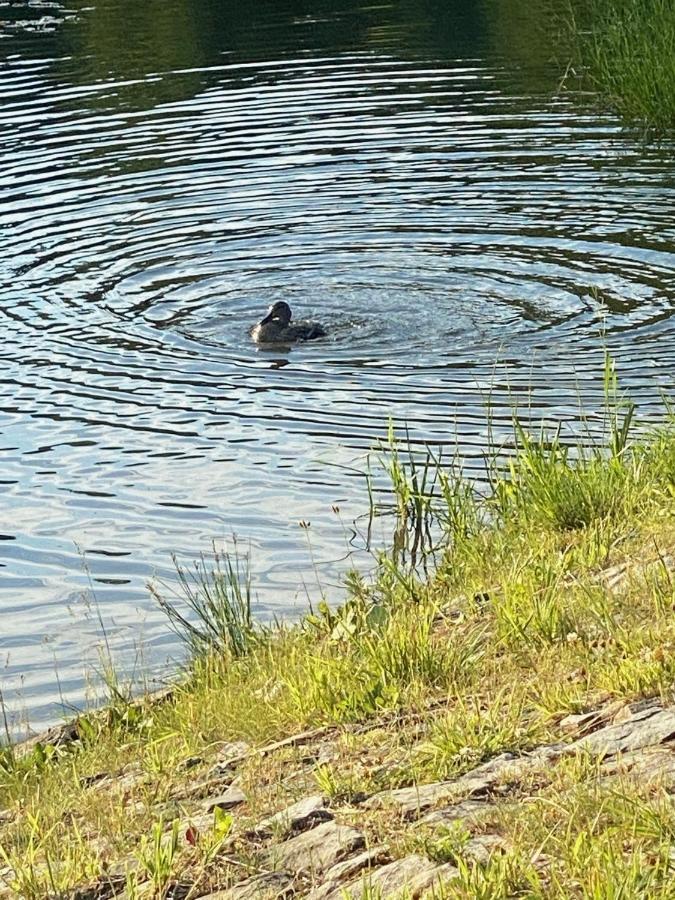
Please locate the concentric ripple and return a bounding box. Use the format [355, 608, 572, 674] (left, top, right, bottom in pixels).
[1, 0, 674, 731]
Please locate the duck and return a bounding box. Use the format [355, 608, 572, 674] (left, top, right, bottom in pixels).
[250, 301, 326, 345]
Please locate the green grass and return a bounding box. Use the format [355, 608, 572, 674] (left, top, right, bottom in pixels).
[0, 380, 675, 897]
[565, 0, 675, 131]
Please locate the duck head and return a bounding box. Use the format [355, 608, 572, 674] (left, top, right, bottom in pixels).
[259, 301, 292, 327]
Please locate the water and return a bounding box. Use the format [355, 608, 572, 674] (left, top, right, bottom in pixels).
[1, 0, 674, 734]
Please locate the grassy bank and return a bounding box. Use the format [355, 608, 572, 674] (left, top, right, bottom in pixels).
[1, 382, 675, 897]
[564, 0, 675, 131]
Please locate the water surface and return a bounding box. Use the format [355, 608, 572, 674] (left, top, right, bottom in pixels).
[1, 0, 674, 732]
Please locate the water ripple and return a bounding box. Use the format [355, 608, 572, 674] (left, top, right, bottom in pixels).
[1, 22, 674, 730]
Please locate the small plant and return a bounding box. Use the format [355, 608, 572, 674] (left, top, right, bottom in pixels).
[418, 689, 546, 780]
[369, 421, 444, 569]
[137, 817, 179, 894]
[151, 545, 254, 658]
[409, 822, 472, 864]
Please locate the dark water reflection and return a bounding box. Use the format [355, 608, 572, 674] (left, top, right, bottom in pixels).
[1, 0, 674, 732]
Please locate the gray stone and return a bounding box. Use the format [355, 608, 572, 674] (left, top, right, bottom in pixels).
[451, 745, 563, 797]
[258, 727, 330, 758]
[308, 847, 389, 899]
[613, 699, 664, 725]
[366, 746, 563, 820]
[255, 795, 333, 838]
[164, 882, 193, 900]
[570, 706, 675, 758]
[175, 810, 214, 837]
[201, 871, 293, 899]
[331, 855, 458, 899]
[177, 755, 203, 772]
[216, 740, 252, 759]
[208, 741, 252, 777]
[602, 748, 675, 786]
[420, 799, 495, 827]
[599, 562, 628, 590]
[461, 833, 510, 865]
[559, 710, 613, 736]
[205, 785, 246, 812]
[364, 781, 458, 819]
[70, 875, 127, 900]
[79, 771, 111, 789]
[269, 820, 365, 876]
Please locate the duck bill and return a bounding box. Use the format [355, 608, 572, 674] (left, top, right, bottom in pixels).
[260, 311, 274, 325]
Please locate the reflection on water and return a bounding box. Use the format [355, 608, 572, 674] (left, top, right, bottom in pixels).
[1, 0, 674, 732]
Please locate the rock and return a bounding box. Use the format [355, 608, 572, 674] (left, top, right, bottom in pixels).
[599, 562, 628, 590]
[611, 699, 663, 725]
[602, 748, 675, 786]
[366, 746, 563, 819]
[115, 769, 151, 793]
[330, 855, 458, 899]
[257, 728, 330, 758]
[461, 833, 510, 865]
[570, 706, 675, 758]
[451, 745, 563, 797]
[254, 795, 333, 838]
[79, 771, 111, 789]
[178, 755, 203, 772]
[208, 741, 252, 777]
[365, 781, 458, 819]
[164, 882, 193, 900]
[314, 742, 340, 767]
[210, 730, 329, 778]
[175, 810, 215, 838]
[197, 872, 293, 900]
[307, 847, 389, 899]
[420, 799, 495, 827]
[269, 820, 365, 876]
[559, 709, 614, 736]
[205, 785, 246, 812]
[70, 875, 127, 900]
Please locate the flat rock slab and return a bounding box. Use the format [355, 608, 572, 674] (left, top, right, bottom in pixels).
[308, 847, 389, 900]
[205, 785, 247, 812]
[365, 780, 458, 818]
[254, 795, 333, 838]
[70, 875, 127, 900]
[269, 820, 365, 876]
[559, 709, 616, 737]
[602, 748, 675, 786]
[451, 745, 563, 797]
[209, 741, 252, 777]
[201, 872, 293, 900]
[330, 854, 458, 900]
[175, 810, 214, 838]
[461, 833, 511, 865]
[420, 799, 496, 827]
[366, 746, 563, 819]
[570, 706, 675, 758]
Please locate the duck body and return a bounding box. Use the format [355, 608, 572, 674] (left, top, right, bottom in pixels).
[251, 301, 326, 345]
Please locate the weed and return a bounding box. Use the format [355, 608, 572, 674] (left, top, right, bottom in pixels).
[151, 545, 254, 658]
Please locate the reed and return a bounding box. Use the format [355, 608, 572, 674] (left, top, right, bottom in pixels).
[565, 0, 675, 131]
[149, 545, 254, 659]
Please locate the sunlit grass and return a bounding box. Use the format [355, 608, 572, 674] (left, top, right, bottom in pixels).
[0, 367, 674, 897]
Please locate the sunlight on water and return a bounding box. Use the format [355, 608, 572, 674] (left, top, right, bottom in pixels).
[1, 0, 674, 732]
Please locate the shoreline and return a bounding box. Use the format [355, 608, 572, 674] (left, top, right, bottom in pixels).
[1, 407, 675, 898]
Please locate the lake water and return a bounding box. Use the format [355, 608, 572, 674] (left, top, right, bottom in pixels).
[1, 0, 674, 734]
